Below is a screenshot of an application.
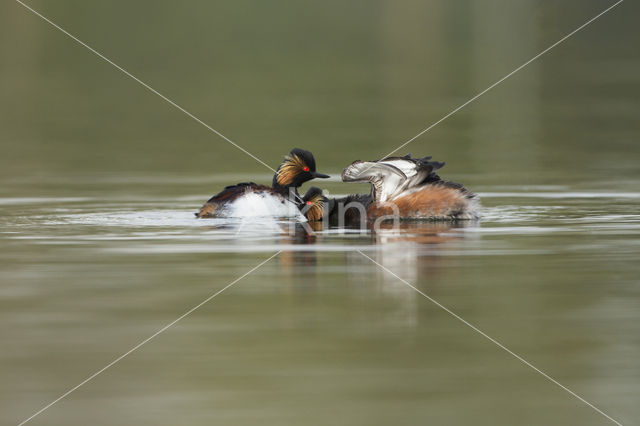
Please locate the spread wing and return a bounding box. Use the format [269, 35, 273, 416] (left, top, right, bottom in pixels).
[378, 155, 445, 188]
[341, 154, 445, 202]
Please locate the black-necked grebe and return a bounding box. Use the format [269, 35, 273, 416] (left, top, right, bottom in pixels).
[328, 154, 478, 223]
[300, 186, 327, 222]
[195, 148, 329, 219]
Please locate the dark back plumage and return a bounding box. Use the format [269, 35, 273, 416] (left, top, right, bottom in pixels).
[204, 182, 271, 204]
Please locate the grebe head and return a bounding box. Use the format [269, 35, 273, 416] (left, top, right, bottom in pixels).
[301, 186, 327, 222]
[273, 148, 330, 189]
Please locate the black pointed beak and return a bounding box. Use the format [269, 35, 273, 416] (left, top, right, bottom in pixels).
[311, 172, 330, 179]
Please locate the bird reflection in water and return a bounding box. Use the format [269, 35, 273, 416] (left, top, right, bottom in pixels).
[278, 223, 321, 293]
[372, 220, 472, 245]
[278, 220, 477, 304]
[364, 220, 478, 327]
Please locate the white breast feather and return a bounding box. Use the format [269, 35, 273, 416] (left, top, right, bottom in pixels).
[224, 192, 306, 221]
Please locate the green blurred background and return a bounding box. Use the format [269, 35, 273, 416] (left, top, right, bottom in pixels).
[1, 0, 638, 193]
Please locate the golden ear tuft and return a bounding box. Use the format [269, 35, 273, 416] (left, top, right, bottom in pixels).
[304, 194, 325, 222]
[276, 154, 308, 186]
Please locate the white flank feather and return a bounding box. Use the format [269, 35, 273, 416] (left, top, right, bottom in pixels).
[223, 192, 306, 221]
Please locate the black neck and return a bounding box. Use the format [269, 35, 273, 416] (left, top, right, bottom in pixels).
[272, 176, 301, 202]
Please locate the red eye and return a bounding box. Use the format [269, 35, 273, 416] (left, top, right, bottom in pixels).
[303, 166, 309, 172]
[306, 201, 312, 205]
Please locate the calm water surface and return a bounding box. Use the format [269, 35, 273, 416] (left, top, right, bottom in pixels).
[1, 177, 639, 425]
[1, 0, 639, 425]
